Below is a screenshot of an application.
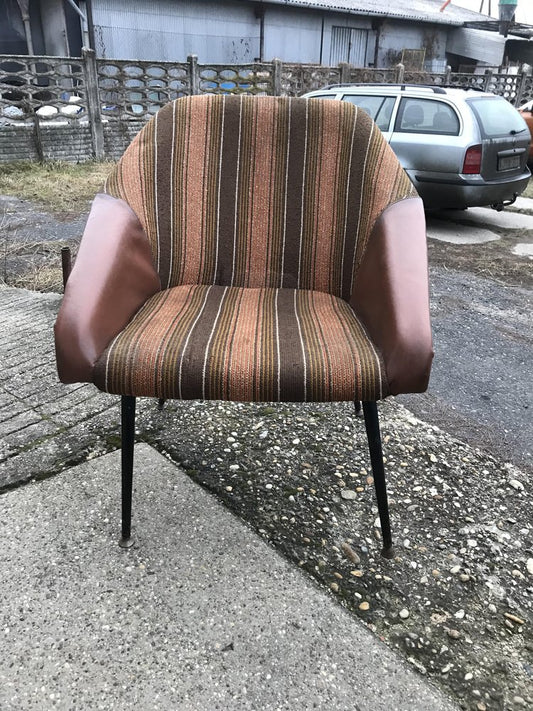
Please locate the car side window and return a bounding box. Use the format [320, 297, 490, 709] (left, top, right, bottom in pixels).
[341, 95, 396, 131]
[395, 98, 460, 135]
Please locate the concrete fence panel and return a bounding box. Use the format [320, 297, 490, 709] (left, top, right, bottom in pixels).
[1, 52, 531, 163]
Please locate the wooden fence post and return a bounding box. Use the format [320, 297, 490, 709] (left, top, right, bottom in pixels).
[82, 48, 104, 159]
[188, 54, 200, 95]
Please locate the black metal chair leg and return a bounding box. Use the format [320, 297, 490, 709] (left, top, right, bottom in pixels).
[119, 395, 136, 548]
[362, 401, 394, 559]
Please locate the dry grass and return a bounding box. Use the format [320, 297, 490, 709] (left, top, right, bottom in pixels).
[12, 263, 64, 292]
[1, 238, 73, 293]
[0, 161, 115, 217]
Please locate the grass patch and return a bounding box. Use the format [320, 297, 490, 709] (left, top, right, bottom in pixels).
[0, 160, 115, 216]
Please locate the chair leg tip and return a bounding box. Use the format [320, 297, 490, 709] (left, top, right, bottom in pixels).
[118, 536, 134, 548]
[381, 544, 395, 559]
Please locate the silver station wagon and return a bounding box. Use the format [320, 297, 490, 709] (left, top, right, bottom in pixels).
[303, 84, 531, 210]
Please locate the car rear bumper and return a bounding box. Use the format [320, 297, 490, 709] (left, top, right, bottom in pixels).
[407, 169, 531, 209]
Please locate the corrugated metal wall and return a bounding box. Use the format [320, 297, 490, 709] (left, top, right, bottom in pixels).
[91, 0, 260, 62]
[89, 0, 450, 68]
[262, 5, 323, 64]
[447, 28, 506, 65]
[90, 0, 378, 65]
[329, 27, 369, 65]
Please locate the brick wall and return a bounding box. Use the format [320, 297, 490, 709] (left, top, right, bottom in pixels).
[0, 120, 145, 163]
[0, 125, 40, 162]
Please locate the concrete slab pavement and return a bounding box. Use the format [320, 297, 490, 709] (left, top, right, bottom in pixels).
[0, 286, 118, 490]
[0, 443, 458, 711]
[426, 202, 533, 245]
[1, 283, 531, 710]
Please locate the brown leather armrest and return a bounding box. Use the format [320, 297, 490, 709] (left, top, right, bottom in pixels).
[54, 193, 161, 384]
[350, 197, 433, 395]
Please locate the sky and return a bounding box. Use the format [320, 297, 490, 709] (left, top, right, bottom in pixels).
[451, 0, 533, 25]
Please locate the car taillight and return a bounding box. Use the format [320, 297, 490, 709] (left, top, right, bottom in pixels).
[462, 145, 482, 174]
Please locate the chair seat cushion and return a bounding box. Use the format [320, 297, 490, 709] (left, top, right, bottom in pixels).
[93, 285, 387, 402]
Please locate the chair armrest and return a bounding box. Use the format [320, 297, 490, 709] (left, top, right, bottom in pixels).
[54, 193, 161, 384]
[350, 197, 433, 396]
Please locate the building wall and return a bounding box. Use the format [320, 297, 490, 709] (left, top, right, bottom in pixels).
[89, 0, 451, 68]
[90, 0, 383, 66]
[321, 11, 376, 67]
[0, 0, 27, 54]
[264, 7, 377, 66]
[263, 6, 323, 63]
[91, 0, 260, 62]
[40, 0, 70, 56]
[377, 20, 448, 70]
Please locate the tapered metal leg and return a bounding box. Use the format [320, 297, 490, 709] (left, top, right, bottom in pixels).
[362, 401, 394, 559]
[119, 395, 136, 548]
[157, 398, 166, 411]
[354, 400, 362, 417]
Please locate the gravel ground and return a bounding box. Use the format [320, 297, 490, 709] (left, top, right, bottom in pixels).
[1, 195, 532, 710]
[127, 396, 532, 711]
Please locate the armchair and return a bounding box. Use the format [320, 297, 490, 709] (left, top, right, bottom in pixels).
[55, 95, 433, 557]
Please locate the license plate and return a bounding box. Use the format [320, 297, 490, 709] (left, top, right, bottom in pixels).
[498, 155, 520, 171]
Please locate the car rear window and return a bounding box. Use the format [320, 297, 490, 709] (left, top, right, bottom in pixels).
[467, 96, 527, 137]
[395, 98, 460, 135]
[340, 94, 396, 130]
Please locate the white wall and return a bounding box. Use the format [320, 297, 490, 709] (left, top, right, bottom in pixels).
[264, 7, 376, 65]
[263, 6, 323, 63]
[90, 0, 449, 69]
[91, 0, 260, 62]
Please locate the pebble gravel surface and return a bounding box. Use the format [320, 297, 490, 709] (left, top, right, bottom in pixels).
[1, 194, 532, 710]
[136, 396, 532, 711]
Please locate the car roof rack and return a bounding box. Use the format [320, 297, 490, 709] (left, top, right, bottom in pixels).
[319, 83, 448, 94]
[437, 84, 485, 92]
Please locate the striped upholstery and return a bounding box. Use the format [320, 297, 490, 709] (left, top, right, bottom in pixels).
[95, 95, 418, 402]
[93, 285, 385, 402]
[105, 95, 415, 299]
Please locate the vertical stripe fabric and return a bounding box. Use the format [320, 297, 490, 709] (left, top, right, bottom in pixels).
[105, 95, 416, 300]
[97, 94, 418, 402]
[93, 285, 385, 402]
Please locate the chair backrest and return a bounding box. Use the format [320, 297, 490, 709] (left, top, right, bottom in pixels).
[402, 103, 424, 128]
[432, 110, 457, 133]
[105, 95, 415, 300]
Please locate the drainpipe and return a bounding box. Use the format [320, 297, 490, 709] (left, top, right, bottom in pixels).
[372, 19, 382, 68]
[85, 0, 96, 52]
[254, 3, 265, 62]
[71, 0, 91, 48]
[319, 15, 325, 64]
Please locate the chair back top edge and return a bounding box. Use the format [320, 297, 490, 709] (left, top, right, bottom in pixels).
[105, 93, 416, 296]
